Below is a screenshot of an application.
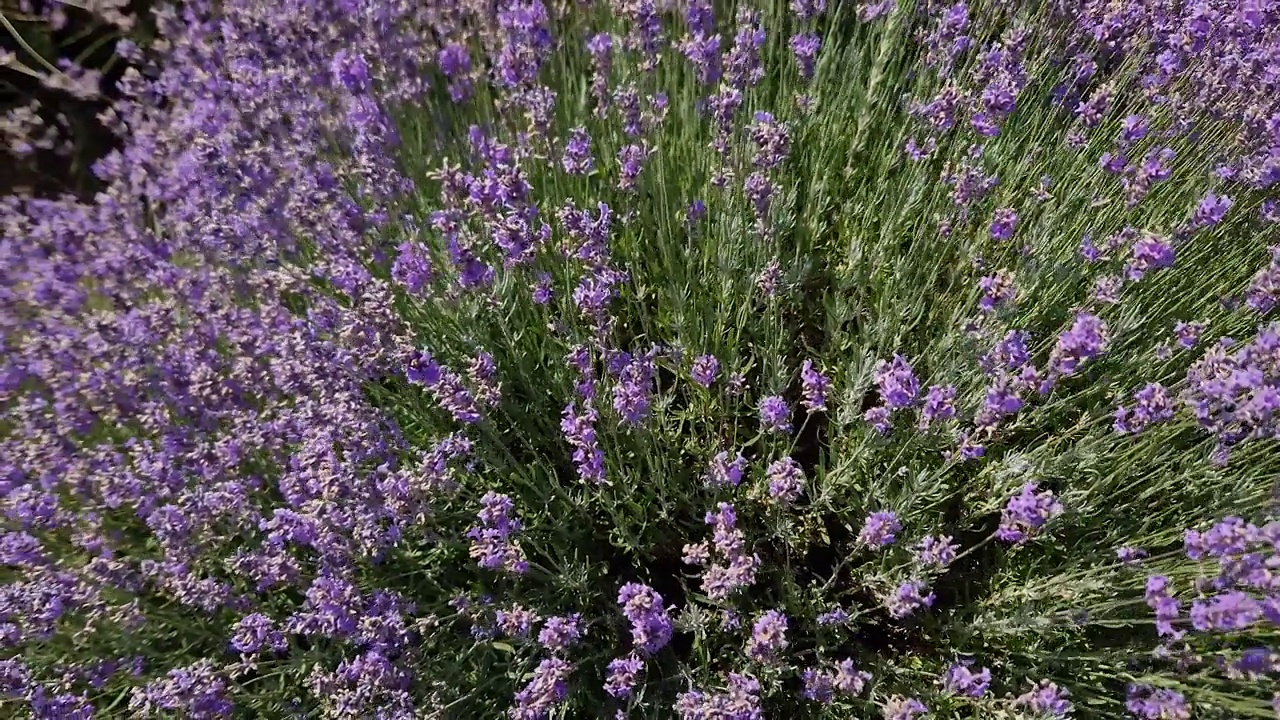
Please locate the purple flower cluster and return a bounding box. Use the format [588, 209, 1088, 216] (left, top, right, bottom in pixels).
[941, 661, 991, 697]
[764, 456, 806, 503]
[758, 394, 793, 433]
[604, 654, 643, 698]
[1014, 681, 1073, 718]
[800, 360, 831, 413]
[1045, 313, 1109, 389]
[1125, 685, 1189, 720]
[407, 350, 482, 424]
[882, 696, 929, 720]
[1183, 324, 1280, 459]
[1113, 382, 1175, 435]
[691, 354, 721, 387]
[675, 672, 763, 720]
[802, 658, 871, 703]
[996, 483, 1064, 545]
[706, 450, 749, 488]
[683, 503, 760, 601]
[511, 657, 572, 720]
[859, 511, 903, 547]
[915, 534, 960, 570]
[746, 609, 788, 662]
[467, 492, 529, 574]
[886, 580, 936, 619]
[618, 583, 672, 655]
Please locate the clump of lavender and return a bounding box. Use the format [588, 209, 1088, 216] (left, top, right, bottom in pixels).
[1014, 681, 1073, 718]
[7, 0, 1280, 718]
[941, 661, 991, 697]
[684, 503, 760, 601]
[746, 609, 788, 662]
[618, 584, 672, 655]
[802, 657, 871, 703]
[691, 354, 720, 387]
[800, 359, 830, 412]
[882, 696, 929, 720]
[538, 614, 583, 653]
[758, 394, 793, 433]
[603, 655, 643, 698]
[886, 580, 935, 619]
[468, 492, 529, 574]
[675, 673, 762, 720]
[996, 483, 1064, 545]
[764, 456, 805, 503]
[510, 657, 572, 720]
[859, 511, 902, 547]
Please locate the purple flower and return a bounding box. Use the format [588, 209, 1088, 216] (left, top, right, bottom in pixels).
[229, 613, 285, 654]
[330, 50, 371, 94]
[765, 457, 805, 504]
[407, 350, 482, 423]
[874, 355, 920, 409]
[617, 144, 648, 191]
[1182, 324, 1280, 455]
[747, 610, 788, 662]
[467, 492, 528, 574]
[791, 34, 821, 80]
[1247, 246, 1280, 314]
[392, 241, 433, 294]
[941, 662, 991, 697]
[802, 668, 836, 703]
[561, 402, 605, 485]
[1125, 234, 1175, 281]
[1144, 575, 1183, 638]
[1119, 114, 1148, 144]
[693, 503, 759, 600]
[691, 354, 720, 387]
[1174, 321, 1205, 349]
[978, 269, 1016, 313]
[612, 353, 655, 425]
[496, 605, 539, 638]
[919, 385, 957, 429]
[706, 451, 748, 488]
[531, 272, 553, 304]
[833, 659, 871, 695]
[129, 661, 232, 719]
[561, 127, 594, 175]
[510, 657, 571, 720]
[604, 655, 643, 698]
[989, 207, 1019, 240]
[1045, 313, 1109, 387]
[1190, 591, 1262, 631]
[538, 614, 583, 652]
[858, 511, 902, 547]
[864, 405, 892, 434]
[1125, 685, 1189, 720]
[886, 580, 935, 618]
[676, 673, 762, 720]
[817, 607, 850, 626]
[1014, 681, 1073, 718]
[759, 395, 792, 433]
[915, 535, 959, 570]
[1191, 192, 1233, 229]
[1116, 546, 1148, 567]
[756, 259, 782, 297]
[996, 483, 1063, 545]
[1113, 382, 1175, 435]
[882, 696, 928, 720]
[800, 360, 830, 412]
[618, 583, 671, 655]
[749, 112, 790, 170]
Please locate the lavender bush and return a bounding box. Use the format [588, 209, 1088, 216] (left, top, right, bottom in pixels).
[3, 0, 1280, 718]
